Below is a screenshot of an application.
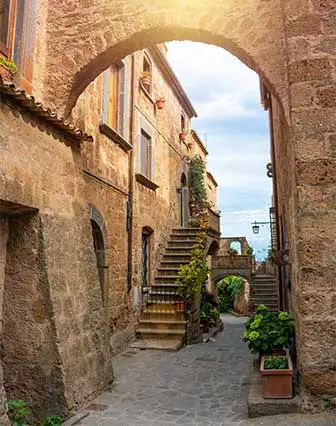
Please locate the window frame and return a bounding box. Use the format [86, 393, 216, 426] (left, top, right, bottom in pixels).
[141, 51, 153, 97]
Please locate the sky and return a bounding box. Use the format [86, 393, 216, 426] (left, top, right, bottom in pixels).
[166, 42, 273, 260]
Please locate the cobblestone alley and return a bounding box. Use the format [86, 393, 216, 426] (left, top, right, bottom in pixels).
[68, 316, 335, 426]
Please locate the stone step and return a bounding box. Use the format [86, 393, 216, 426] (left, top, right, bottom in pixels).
[167, 240, 196, 248]
[169, 234, 198, 241]
[165, 247, 194, 254]
[251, 289, 278, 296]
[130, 338, 184, 351]
[147, 295, 178, 304]
[139, 319, 186, 331]
[163, 253, 191, 260]
[155, 275, 179, 283]
[157, 268, 182, 276]
[137, 328, 186, 337]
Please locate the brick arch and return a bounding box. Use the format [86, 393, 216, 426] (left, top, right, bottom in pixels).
[41, 0, 287, 118]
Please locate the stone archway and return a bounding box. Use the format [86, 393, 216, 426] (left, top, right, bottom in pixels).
[38, 0, 288, 118]
[32, 0, 336, 398]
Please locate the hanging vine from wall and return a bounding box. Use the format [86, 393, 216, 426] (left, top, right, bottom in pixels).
[188, 155, 210, 226]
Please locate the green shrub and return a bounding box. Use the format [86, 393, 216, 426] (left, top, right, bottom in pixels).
[0, 56, 18, 74]
[264, 355, 288, 370]
[243, 305, 295, 355]
[42, 416, 63, 426]
[200, 302, 219, 327]
[7, 400, 30, 426]
[246, 245, 254, 255]
[227, 247, 238, 255]
[216, 275, 245, 313]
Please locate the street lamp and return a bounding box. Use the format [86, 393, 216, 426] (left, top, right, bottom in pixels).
[251, 221, 270, 234]
[252, 222, 260, 234]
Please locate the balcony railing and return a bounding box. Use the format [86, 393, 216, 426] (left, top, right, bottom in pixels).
[212, 255, 254, 270]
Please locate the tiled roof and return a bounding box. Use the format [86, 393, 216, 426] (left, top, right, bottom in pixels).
[0, 79, 93, 143]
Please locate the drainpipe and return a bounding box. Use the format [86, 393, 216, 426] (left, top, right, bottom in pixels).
[127, 53, 136, 292]
[268, 95, 284, 310]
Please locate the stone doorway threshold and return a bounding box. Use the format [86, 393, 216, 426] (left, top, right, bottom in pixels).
[248, 360, 300, 417]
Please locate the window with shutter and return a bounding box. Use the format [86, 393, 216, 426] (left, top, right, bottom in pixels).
[140, 129, 152, 179]
[118, 64, 125, 136]
[0, 0, 12, 55]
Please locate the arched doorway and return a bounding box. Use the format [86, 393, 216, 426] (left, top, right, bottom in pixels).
[141, 227, 153, 292]
[179, 173, 189, 228]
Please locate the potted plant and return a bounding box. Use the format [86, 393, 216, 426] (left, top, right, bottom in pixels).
[0, 56, 18, 83]
[260, 354, 293, 399]
[243, 305, 295, 357]
[156, 97, 165, 109]
[187, 141, 194, 150]
[179, 129, 188, 142]
[227, 247, 238, 256]
[200, 301, 219, 331]
[140, 71, 151, 88]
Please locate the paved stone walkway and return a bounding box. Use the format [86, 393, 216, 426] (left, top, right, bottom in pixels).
[71, 315, 335, 426]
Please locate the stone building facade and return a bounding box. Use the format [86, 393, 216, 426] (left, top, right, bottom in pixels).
[0, 9, 218, 419]
[0, 0, 335, 419]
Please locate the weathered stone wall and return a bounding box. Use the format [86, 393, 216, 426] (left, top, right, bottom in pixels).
[282, 0, 336, 396]
[0, 219, 9, 426]
[0, 100, 113, 418]
[2, 214, 66, 421]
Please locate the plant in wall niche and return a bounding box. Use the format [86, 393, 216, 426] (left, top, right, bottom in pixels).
[155, 97, 165, 109]
[7, 400, 31, 426]
[243, 305, 295, 355]
[140, 71, 151, 88]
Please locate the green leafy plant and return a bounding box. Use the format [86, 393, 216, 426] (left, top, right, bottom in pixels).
[7, 400, 30, 426]
[243, 305, 295, 355]
[0, 56, 18, 74]
[246, 245, 254, 255]
[264, 355, 288, 370]
[200, 301, 219, 327]
[42, 416, 63, 426]
[216, 276, 245, 313]
[227, 247, 238, 255]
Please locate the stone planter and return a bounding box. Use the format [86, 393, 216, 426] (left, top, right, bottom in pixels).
[260, 355, 293, 399]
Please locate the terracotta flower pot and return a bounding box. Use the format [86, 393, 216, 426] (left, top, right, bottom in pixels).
[260, 355, 293, 399]
[179, 132, 187, 141]
[156, 99, 165, 109]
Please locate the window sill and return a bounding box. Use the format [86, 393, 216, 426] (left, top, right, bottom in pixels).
[135, 173, 159, 191]
[99, 123, 132, 153]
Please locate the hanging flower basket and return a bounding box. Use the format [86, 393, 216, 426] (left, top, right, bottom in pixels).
[156, 97, 165, 109]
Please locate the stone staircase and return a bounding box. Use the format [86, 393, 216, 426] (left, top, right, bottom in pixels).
[132, 228, 199, 351]
[251, 274, 279, 312]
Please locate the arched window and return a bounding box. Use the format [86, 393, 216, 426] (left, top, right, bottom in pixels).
[141, 227, 153, 290]
[230, 241, 242, 255]
[89, 205, 108, 303]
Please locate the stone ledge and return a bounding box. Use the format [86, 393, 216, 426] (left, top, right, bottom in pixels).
[99, 123, 132, 152]
[135, 173, 159, 191]
[248, 360, 300, 418]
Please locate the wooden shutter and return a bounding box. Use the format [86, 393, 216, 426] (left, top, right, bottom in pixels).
[118, 64, 125, 136]
[14, 0, 37, 93]
[140, 130, 148, 176]
[0, 0, 11, 52]
[108, 65, 118, 128]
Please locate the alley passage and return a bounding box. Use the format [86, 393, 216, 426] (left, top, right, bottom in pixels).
[72, 316, 334, 426]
